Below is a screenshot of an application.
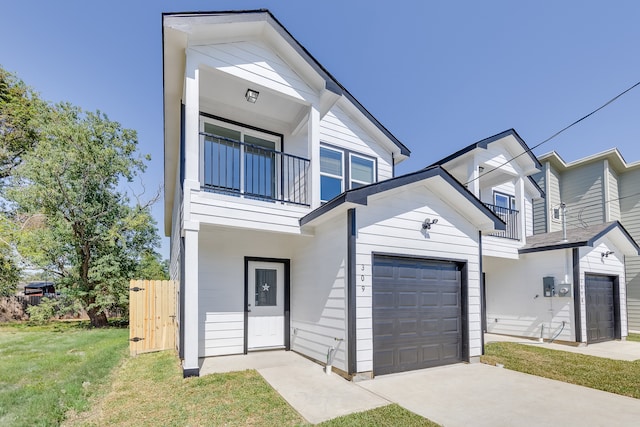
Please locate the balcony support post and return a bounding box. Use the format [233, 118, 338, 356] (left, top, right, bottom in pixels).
[184, 57, 200, 188]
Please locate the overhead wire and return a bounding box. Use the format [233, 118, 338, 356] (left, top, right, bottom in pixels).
[465, 80, 640, 186]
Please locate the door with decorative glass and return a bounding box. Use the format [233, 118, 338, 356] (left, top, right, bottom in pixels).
[247, 261, 285, 349]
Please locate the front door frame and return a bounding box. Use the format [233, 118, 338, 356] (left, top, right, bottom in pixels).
[244, 256, 290, 353]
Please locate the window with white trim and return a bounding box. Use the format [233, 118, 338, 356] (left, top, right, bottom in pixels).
[494, 192, 516, 211]
[349, 154, 374, 189]
[320, 147, 344, 202]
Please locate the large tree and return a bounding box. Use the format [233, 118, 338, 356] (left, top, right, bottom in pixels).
[11, 103, 159, 326]
[0, 66, 45, 181]
[0, 66, 46, 294]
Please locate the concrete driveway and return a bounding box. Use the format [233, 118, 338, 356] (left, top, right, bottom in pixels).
[201, 349, 640, 426]
[359, 363, 640, 427]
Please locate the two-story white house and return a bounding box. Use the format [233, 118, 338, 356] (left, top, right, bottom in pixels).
[432, 130, 639, 345]
[163, 10, 639, 379]
[163, 10, 507, 378]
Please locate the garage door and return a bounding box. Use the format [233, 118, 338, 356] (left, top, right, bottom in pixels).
[585, 275, 616, 343]
[372, 255, 463, 375]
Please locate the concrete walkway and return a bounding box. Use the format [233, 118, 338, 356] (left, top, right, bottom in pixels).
[485, 333, 640, 361]
[200, 351, 388, 424]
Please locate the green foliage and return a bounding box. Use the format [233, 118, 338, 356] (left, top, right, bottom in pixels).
[0, 323, 128, 427]
[0, 247, 20, 296]
[0, 66, 46, 181]
[134, 251, 169, 280]
[25, 297, 58, 324]
[10, 103, 159, 327]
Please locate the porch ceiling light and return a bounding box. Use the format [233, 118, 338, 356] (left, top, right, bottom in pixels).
[245, 89, 259, 103]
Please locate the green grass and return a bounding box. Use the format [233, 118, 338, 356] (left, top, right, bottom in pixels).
[482, 342, 640, 398]
[3, 322, 437, 426]
[69, 350, 438, 426]
[626, 333, 640, 342]
[0, 321, 128, 427]
[317, 404, 440, 426]
[66, 350, 305, 426]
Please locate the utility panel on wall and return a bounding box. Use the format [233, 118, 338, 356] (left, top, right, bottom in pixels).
[543, 276, 555, 297]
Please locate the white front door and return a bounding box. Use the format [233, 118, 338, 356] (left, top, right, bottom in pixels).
[247, 261, 285, 350]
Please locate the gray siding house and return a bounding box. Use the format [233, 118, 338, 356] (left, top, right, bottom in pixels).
[535, 150, 640, 331]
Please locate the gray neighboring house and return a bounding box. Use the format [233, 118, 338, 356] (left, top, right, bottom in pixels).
[534, 149, 640, 332]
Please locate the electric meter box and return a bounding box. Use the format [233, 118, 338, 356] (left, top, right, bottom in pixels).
[543, 276, 555, 297]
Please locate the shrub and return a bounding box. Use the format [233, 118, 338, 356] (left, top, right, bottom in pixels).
[26, 297, 58, 324]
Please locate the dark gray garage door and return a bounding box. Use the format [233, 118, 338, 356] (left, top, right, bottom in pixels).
[372, 255, 463, 375]
[585, 274, 616, 343]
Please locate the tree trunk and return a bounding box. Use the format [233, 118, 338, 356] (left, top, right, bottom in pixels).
[87, 307, 109, 327]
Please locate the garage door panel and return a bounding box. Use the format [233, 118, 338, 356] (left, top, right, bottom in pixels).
[373, 256, 463, 375]
[585, 274, 616, 343]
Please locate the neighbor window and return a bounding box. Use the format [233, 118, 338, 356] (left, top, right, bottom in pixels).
[494, 192, 516, 211]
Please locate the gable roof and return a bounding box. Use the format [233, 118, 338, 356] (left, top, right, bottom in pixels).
[430, 129, 542, 170]
[300, 165, 505, 230]
[539, 148, 640, 175]
[163, 9, 411, 235]
[519, 221, 640, 255]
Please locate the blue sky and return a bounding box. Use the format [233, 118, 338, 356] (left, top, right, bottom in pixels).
[2, 1, 639, 258]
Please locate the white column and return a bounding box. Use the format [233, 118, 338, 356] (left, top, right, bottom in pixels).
[182, 223, 199, 376]
[467, 161, 480, 198]
[308, 105, 321, 208]
[603, 159, 611, 222]
[184, 57, 200, 186]
[515, 176, 526, 244]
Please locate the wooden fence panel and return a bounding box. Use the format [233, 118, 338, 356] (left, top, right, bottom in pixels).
[129, 280, 177, 356]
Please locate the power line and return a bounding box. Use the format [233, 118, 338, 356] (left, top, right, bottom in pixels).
[465, 80, 640, 186]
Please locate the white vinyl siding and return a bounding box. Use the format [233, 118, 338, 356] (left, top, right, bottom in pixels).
[355, 187, 482, 371]
[290, 218, 348, 371]
[485, 251, 575, 342]
[320, 107, 393, 181]
[198, 228, 298, 357]
[190, 41, 317, 103]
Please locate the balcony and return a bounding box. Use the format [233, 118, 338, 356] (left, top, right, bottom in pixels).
[484, 203, 519, 240]
[200, 132, 310, 206]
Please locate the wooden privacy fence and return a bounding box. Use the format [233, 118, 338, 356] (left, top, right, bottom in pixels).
[129, 280, 177, 356]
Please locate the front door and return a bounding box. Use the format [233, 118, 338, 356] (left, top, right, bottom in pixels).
[247, 261, 285, 350]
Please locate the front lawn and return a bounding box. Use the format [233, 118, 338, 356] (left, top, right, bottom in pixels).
[626, 333, 640, 342]
[68, 350, 439, 426]
[0, 321, 128, 427]
[482, 342, 640, 398]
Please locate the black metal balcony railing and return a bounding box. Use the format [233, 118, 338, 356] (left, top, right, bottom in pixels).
[484, 203, 520, 240]
[200, 132, 310, 206]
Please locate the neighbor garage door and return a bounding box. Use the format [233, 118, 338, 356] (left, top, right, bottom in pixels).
[372, 255, 463, 375]
[585, 274, 617, 343]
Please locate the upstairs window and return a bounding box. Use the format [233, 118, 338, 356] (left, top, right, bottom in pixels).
[350, 154, 374, 189]
[320, 145, 377, 202]
[494, 192, 516, 211]
[320, 147, 343, 202]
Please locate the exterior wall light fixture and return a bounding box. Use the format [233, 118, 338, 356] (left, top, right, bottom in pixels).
[601, 250, 614, 259]
[422, 218, 438, 230]
[245, 89, 259, 103]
